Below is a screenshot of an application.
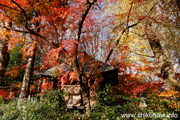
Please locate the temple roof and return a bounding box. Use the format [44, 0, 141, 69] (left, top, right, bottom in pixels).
[36, 56, 117, 77]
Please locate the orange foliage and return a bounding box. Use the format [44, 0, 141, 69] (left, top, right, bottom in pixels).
[159, 90, 179, 98]
[0, 0, 171, 101]
[40, 81, 53, 94]
[6, 65, 26, 78]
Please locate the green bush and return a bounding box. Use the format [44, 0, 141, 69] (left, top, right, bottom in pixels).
[0, 89, 68, 120]
[0, 86, 179, 120]
[0, 97, 6, 105]
[88, 84, 143, 119]
[89, 85, 180, 120]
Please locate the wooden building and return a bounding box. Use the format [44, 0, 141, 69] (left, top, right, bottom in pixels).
[36, 55, 119, 109]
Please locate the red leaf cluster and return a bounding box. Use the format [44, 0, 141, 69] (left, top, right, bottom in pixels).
[40, 81, 53, 94]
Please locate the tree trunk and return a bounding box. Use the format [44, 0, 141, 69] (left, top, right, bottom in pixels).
[0, 41, 9, 86]
[53, 78, 58, 90]
[0, 19, 11, 86]
[73, 0, 96, 113]
[18, 43, 37, 106]
[176, 0, 180, 10]
[148, 38, 180, 90]
[79, 81, 91, 113]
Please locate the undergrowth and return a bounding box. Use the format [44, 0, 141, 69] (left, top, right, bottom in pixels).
[0, 86, 179, 120]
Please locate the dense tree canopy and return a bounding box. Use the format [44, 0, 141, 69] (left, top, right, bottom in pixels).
[0, 0, 180, 119]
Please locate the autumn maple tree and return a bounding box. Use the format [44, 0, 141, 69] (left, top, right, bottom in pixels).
[0, 0, 105, 110]
[0, 0, 180, 117]
[0, 0, 69, 105]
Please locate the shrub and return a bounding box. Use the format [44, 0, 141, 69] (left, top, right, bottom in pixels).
[0, 89, 67, 120]
[0, 86, 179, 120]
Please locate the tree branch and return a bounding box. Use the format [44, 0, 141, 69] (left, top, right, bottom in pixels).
[89, 3, 157, 77]
[11, 0, 30, 30]
[127, 49, 155, 58]
[0, 3, 20, 11]
[2, 0, 59, 48]
[2, 25, 59, 48]
[93, 4, 101, 10]
[127, 1, 133, 30]
[2, 26, 29, 33]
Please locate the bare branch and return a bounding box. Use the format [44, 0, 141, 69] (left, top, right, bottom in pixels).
[2, 26, 29, 33]
[127, 49, 155, 58]
[127, 1, 133, 29]
[11, 0, 30, 30]
[93, 4, 101, 10]
[2, 25, 59, 48]
[0, 3, 20, 11]
[130, 2, 157, 28]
